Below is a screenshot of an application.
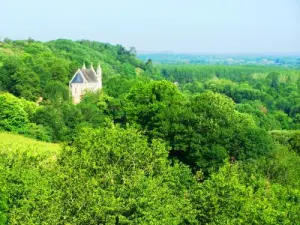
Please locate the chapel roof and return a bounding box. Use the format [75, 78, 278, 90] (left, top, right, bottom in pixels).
[80, 68, 98, 82]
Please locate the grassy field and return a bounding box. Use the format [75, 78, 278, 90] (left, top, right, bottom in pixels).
[0, 132, 60, 162]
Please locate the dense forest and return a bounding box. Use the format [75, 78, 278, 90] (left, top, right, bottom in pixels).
[1, 39, 300, 224]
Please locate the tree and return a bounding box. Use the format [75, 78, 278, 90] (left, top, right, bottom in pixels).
[11, 66, 41, 101]
[44, 81, 69, 104]
[266, 72, 280, 89]
[0, 93, 29, 132]
[129, 46, 137, 55]
[289, 132, 300, 155]
[33, 105, 67, 141]
[125, 80, 186, 142]
[0, 141, 60, 224]
[55, 127, 196, 224]
[174, 92, 273, 172]
[0, 56, 20, 91]
[194, 163, 300, 224]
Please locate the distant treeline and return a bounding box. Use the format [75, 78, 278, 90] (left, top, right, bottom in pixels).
[138, 53, 300, 67]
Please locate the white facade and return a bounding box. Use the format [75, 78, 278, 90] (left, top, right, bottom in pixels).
[69, 64, 102, 104]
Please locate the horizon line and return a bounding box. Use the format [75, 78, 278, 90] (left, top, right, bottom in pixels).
[137, 51, 300, 56]
[1, 37, 299, 56]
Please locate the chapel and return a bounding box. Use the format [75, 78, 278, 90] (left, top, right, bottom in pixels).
[69, 63, 102, 104]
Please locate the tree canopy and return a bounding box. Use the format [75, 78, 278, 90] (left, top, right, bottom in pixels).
[1, 39, 300, 224]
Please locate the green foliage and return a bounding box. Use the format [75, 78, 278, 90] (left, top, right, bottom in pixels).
[0, 132, 60, 224]
[1, 39, 300, 224]
[22, 123, 53, 142]
[124, 82, 275, 172]
[253, 146, 300, 189]
[2, 154, 58, 224]
[56, 127, 196, 224]
[0, 128, 299, 224]
[270, 130, 300, 155]
[77, 91, 113, 127]
[0, 92, 29, 132]
[158, 64, 300, 130]
[194, 163, 300, 224]
[289, 133, 300, 154]
[0, 39, 146, 101]
[11, 66, 41, 101]
[33, 105, 68, 141]
[126, 80, 186, 140]
[174, 91, 272, 172]
[44, 81, 69, 103]
[0, 177, 7, 225]
[18, 97, 38, 121]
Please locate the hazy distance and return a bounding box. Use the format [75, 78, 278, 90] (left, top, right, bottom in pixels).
[1, 0, 300, 54]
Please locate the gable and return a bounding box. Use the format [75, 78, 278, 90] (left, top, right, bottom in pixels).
[71, 72, 84, 83]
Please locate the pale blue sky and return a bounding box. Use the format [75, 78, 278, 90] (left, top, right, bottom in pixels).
[1, 0, 300, 53]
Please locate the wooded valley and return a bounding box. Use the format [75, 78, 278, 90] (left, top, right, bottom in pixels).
[0, 39, 300, 224]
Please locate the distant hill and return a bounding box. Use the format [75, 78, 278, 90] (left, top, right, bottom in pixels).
[0, 39, 144, 101]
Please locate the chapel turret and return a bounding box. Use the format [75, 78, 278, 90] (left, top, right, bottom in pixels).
[96, 63, 102, 89]
[96, 63, 102, 79]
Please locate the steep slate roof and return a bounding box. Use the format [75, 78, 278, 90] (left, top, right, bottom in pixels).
[80, 69, 98, 82]
[71, 73, 84, 83]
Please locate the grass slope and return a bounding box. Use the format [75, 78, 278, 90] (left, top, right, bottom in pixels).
[0, 132, 60, 159]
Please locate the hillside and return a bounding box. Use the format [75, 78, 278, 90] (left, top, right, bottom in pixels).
[0, 39, 146, 101]
[1, 39, 300, 224]
[0, 132, 60, 168]
[0, 132, 60, 155]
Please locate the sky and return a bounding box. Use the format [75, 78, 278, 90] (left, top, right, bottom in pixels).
[1, 0, 300, 53]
